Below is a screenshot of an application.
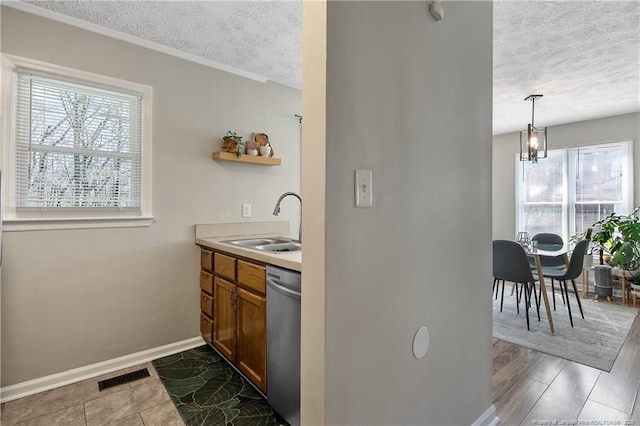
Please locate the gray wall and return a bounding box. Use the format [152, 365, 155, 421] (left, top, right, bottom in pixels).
[324, 2, 494, 424]
[493, 112, 640, 240]
[1, 7, 301, 386]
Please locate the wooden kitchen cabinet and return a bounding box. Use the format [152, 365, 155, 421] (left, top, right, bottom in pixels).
[237, 287, 267, 392]
[200, 313, 213, 344]
[202, 247, 268, 394]
[200, 291, 213, 318]
[199, 248, 214, 344]
[201, 248, 214, 273]
[214, 252, 236, 281]
[213, 277, 237, 362]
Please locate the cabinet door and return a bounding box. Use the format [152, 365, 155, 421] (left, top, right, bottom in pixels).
[213, 277, 237, 362]
[200, 313, 213, 344]
[236, 287, 267, 393]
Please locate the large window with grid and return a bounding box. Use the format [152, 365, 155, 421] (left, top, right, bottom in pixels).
[2, 55, 153, 230]
[516, 141, 634, 243]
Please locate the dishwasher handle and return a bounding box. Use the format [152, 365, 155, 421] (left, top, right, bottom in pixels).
[267, 279, 301, 299]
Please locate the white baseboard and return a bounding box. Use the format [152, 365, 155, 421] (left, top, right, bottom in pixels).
[472, 404, 499, 426]
[0, 336, 205, 403]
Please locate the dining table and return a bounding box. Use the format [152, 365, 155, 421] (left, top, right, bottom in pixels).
[526, 245, 570, 335]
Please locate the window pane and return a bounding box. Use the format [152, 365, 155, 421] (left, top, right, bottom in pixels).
[523, 204, 564, 238]
[26, 151, 134, 208]
[15, 71, 142, 210]
[24, 74, 135, 154]
[576, 147, 625, 203]
[574, 145, 629, 234]
[523, 150, 565, 202]
[518, 150, 566, 238]
[575, 203, 619, 236]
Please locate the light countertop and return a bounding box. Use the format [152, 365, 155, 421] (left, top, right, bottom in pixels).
[195, 221, 301, 272]
[197, 235, 301, 272]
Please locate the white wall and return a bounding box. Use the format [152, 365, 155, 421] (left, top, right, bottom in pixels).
[320, 2, 494, 424]
[493, 112, 640, 240]
[0, 7, 301, 386]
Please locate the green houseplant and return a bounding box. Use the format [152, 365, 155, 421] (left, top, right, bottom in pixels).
[590, 207, 640, 270]
[221, 131, 244, 157]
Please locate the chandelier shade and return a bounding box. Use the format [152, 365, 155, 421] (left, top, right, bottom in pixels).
[519, 94, 548, 163]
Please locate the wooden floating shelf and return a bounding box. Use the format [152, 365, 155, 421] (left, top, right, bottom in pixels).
[212, 151, 281, 166]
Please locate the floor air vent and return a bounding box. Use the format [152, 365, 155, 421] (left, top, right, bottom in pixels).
[98, 368, 150, 391]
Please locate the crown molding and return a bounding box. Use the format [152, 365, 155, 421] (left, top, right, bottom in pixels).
[2, 1, 270, 84]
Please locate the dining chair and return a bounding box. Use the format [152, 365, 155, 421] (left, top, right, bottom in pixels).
[530, 232, 567, 307]
[493, 240, 540, 330]
[537, 239, 589, 327]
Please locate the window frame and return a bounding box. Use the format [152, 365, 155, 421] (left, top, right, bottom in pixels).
[1, 54, 154, 231]
[515, 140, 634, 243]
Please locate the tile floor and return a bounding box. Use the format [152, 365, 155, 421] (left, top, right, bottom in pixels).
[1, 362, 185, 426]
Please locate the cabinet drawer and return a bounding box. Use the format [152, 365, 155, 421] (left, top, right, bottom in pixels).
[214, 252, 236, 280]
[201, 249, 214, 273]
[200, 313, 213, 344]
[200, 270, 213, 295]
[237, 260, 266, 294]
[200, 290, 213, 318]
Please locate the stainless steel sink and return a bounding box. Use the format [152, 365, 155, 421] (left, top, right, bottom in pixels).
[221, 237, 301, 253]
[253, 242, 302, 253]
[222, 237, 293, 247]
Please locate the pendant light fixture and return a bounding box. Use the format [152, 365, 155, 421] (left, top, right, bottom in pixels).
[519, 94, 548, 163]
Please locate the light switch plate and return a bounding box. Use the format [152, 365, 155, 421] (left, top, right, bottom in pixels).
[355, 169, 373, 208]
[242, 203, 252, 218]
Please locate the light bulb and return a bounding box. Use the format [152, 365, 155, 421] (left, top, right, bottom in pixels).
[529, 135, 538, 149]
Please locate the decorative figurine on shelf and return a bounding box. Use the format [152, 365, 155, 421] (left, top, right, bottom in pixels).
[250, 132, 274, 157]
[222, 131, 244, 157]
[245, 133, 260, 155]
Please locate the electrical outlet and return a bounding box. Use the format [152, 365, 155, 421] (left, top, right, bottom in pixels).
[355, 169, 373, 208]
[242, 203, 252, 218]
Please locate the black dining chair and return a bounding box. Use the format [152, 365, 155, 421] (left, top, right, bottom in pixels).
[530, 232, 567, 308]
[493, 240, 540, 330]
[537, 239, 589, 327]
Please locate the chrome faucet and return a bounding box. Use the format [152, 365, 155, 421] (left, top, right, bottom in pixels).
[272, 192, 302, 242]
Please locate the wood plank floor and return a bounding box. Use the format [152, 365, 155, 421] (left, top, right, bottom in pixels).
[494, 303, 640, 425]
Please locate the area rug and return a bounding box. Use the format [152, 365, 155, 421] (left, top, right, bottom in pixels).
[492, 290, 638, 372]
[152, 345, 286, 426]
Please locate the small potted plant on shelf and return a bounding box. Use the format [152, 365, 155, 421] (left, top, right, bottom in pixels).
[221, 131, 244, 157]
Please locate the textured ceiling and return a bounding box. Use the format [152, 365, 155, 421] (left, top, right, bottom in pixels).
[494, 1, 640, 134]
[22, 0, 303, 88]
[12, 1, 640, 135]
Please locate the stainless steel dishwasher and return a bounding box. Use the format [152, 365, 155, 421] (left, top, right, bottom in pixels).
[266, 265, 301, 426]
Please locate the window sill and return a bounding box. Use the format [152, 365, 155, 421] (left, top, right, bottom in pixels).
[2, 217, 156, 232]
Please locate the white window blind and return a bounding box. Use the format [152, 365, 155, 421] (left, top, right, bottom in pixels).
[15, 70, 143, 210]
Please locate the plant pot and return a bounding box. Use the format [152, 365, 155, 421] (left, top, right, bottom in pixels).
[595, 284, 613, 298]
[583, 254, 594, 268]
[594, 265, 612, 285]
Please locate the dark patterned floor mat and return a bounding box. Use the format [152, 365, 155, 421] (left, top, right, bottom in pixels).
[152, 345, 286, 426]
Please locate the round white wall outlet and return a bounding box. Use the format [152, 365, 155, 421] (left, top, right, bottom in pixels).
[412, 326, 430, 359]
